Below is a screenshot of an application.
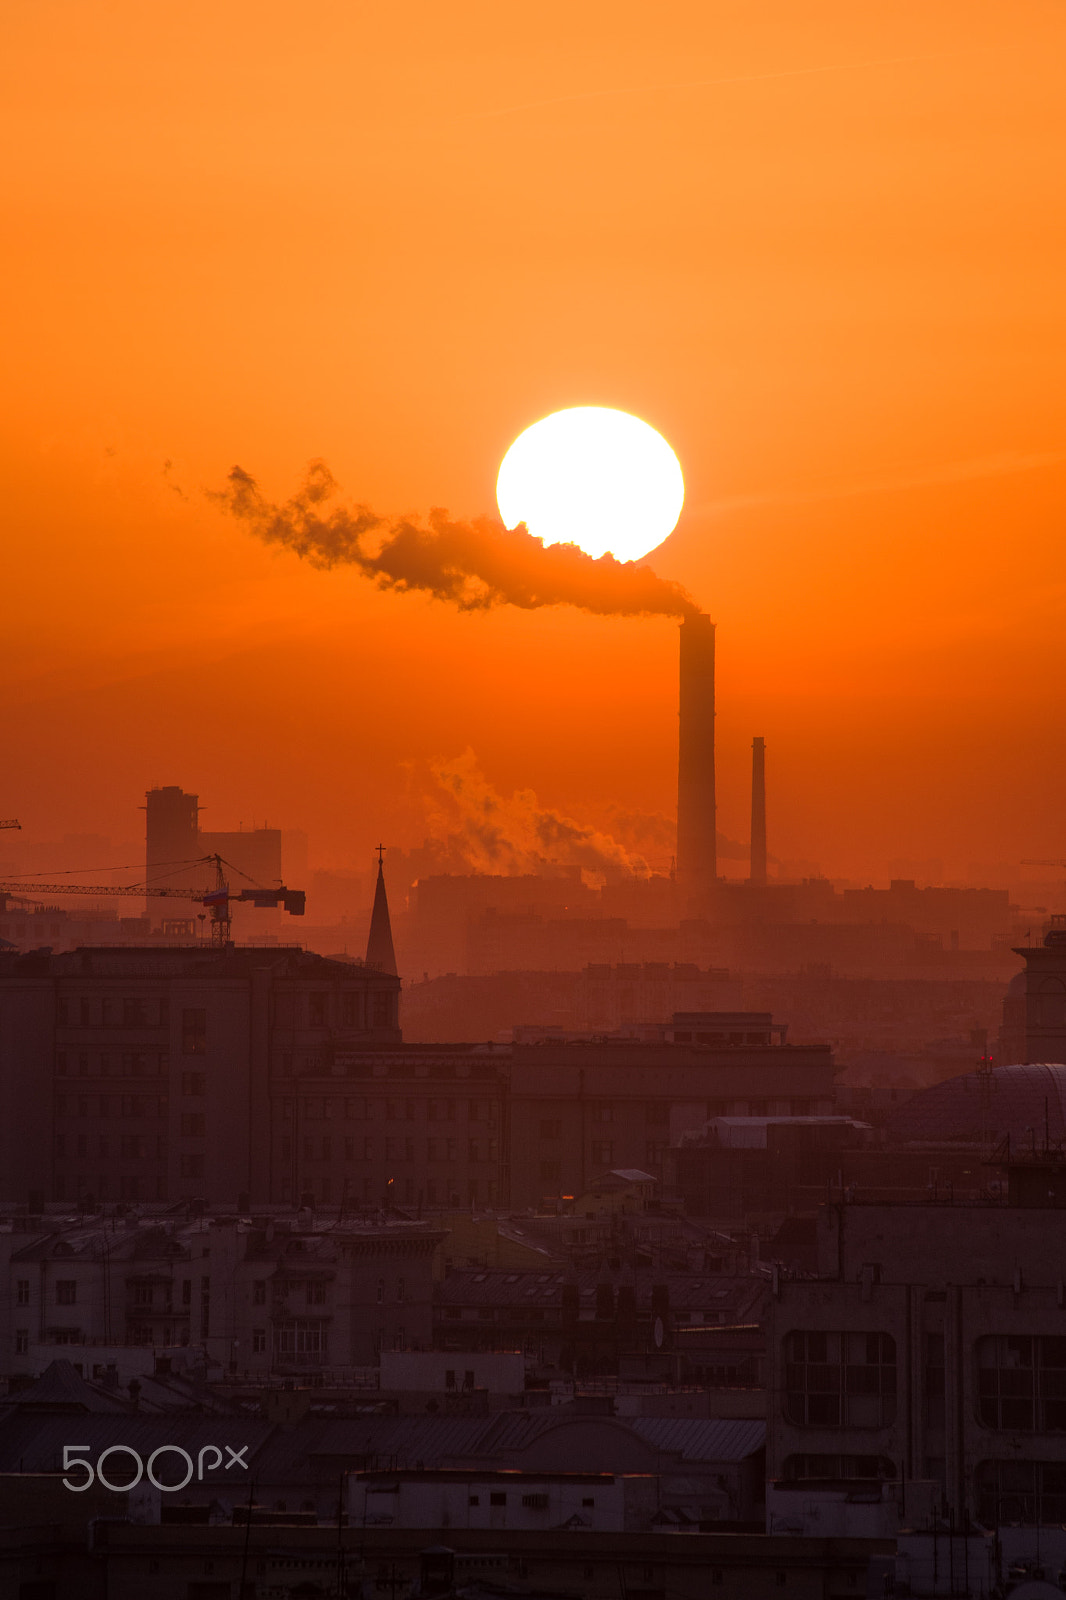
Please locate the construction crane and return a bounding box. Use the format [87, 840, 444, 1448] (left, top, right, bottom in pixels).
[0, 820, 20, 830]
[0, 854, 305, 947]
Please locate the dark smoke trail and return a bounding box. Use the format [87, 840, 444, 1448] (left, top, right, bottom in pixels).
[211, 460, 697, 619]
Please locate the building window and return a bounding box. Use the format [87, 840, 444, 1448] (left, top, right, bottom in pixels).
[56, 1281, 77, 1305]
[490, 1493, 506, 1507]
[977, 1335, 1066, 1431]
[976, 1459, 1066, 1526]
[274, 1320, 328, 1359]
[181, 1072, 205, 1096]
[539, 1161, 561, 1182]
[783, 1454, 896, 1482]
[376, 1278, 385, 1303]
[181, 1008, 207, 1056]
[784, 1331, 897, 1427]
[591, 1141, 614, 1166]
[180, 1113, 205, 1137]
[252, 1328, 267, 1353]
[16, 1280, 30, 1306]
[179, 1154, 205, 1179]
[253, 1280, 267, 1305]
[309, 993, 328, 1026]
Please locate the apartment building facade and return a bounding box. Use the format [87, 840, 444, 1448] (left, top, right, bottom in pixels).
[767, 1156, 1066, 1528]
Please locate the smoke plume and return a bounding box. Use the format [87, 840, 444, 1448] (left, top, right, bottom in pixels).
[423, 751, 654, 879]
[212, 460, 697, 619]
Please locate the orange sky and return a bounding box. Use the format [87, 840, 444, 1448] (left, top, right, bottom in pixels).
[3, 0, 1065, 884]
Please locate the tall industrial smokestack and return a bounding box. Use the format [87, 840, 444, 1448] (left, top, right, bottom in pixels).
[677, 614, 716, 899]
[750, 736, 767, 887]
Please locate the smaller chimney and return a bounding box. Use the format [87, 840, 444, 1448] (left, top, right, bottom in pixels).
[750, 736, 767, 887]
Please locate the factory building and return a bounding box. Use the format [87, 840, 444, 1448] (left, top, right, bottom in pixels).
[676, 612, 717, 903]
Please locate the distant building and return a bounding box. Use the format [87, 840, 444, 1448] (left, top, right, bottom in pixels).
[0, 945, 400, 1207]
[505, 1021, 835, 1204]
[1, 1212, 441, 1378]
[672, 1117, 872, 1220]
[434, 1265, 768, 1377]
[144, 784, 283, 923]
[999, 916, 1066, 1063]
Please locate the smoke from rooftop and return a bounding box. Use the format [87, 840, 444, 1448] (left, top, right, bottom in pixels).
[212, 460, 698, 619]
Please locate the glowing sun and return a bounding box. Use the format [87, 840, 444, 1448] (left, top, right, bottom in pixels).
[496, 406, 685, 563]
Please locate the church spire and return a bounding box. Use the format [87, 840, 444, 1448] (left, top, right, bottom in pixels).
[365, 845, 398, 976]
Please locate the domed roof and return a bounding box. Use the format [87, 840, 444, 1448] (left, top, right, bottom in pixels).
[887, 1063, 1066, 1146]
[1005, 972, 1027, 996]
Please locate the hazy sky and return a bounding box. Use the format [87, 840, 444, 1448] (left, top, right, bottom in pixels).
[3, 1, 1065, 881]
